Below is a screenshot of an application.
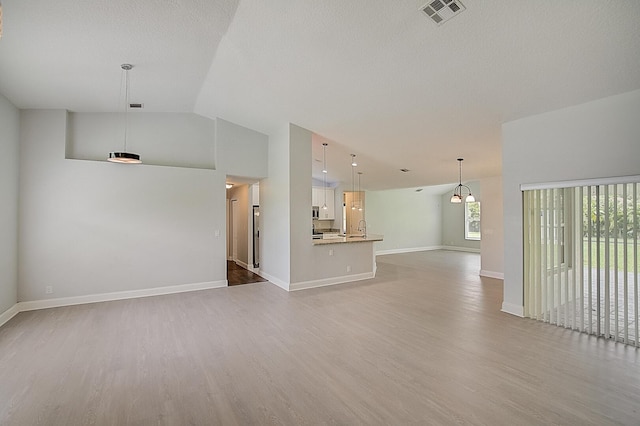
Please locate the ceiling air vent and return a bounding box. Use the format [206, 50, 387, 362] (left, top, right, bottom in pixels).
[421, 0, 466, 26]
[129, 103, 144, 109]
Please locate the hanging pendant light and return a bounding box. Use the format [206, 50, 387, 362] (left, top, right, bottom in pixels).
[357, 172, 363, 211]
[450, 158, 475, 203]
[108, 64, 142, 164]
[350, 154, 357, 210]
[321, 142, 328, 174]
[322, 143, 328, 210]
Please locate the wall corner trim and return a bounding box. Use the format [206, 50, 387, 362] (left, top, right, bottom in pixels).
[259, 272, 290, 291]
[480, 270, 504, 280]
[0, 304, 20, 328]
[501, 302, 524, 317]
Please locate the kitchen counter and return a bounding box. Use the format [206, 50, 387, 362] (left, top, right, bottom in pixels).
[312, 234, 383, 245]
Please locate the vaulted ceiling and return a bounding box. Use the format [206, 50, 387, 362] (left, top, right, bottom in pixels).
[1, 1, 639, 189]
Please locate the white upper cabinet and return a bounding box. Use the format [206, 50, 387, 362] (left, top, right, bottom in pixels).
[312, 186, 335, 220]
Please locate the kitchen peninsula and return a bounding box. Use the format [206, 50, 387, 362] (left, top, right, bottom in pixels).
[286, 233, 383, 292]
[312, 234, 383, 245]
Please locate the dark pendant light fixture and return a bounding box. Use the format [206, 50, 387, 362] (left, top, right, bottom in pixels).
[450, 158, 475, 203]
[108, 64, 142, 164]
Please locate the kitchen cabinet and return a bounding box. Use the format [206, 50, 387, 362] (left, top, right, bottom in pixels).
[312, 186, 335, 220]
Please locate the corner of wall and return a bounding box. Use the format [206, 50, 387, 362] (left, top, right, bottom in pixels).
[0, 304, 20, 329]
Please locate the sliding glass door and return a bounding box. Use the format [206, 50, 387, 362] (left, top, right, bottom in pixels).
[523, 182, 639, 346]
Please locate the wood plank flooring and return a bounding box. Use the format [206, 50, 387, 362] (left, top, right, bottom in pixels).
[1, 250, 639, 425]
[227, 260, 267, 286]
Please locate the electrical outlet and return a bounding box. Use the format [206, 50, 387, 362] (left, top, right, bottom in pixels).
[346, 265, 351, 272]
[329, 249, 333, 256]
[45, 286, 53, 294]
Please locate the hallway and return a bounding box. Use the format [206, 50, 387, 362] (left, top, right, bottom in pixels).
[227, 260, 266, 286]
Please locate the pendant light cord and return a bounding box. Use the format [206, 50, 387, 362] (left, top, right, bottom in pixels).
[322, 143, 328, 208]
[123, 66, 130, 153]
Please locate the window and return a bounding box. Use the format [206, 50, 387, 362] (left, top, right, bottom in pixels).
[465, 201, 481, 240]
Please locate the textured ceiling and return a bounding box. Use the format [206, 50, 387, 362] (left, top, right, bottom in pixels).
[1, 1, 639, 190]
[0, 0, 239, 112]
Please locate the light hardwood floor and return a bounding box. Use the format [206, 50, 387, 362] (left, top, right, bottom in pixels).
[1, 250, 639, 425]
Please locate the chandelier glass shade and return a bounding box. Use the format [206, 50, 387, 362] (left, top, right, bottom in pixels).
[450, 158, 475, 203]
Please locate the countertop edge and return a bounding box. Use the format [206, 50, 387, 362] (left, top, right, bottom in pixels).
[312, 234, 383, 245]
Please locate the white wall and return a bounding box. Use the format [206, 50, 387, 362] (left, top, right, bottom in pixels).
[480, 176, 504, 278]
[16, 109, 271, 303]
[288, 124, 314, 284]
[366, 188, 442, 255]
[441, 181, 481, 251]
[502, 89, 640, 316]
[0, 94, 20, 315]
[67, 112, 217, 169]
[217, 118, 268, 178]
[260, 124, 291, 286]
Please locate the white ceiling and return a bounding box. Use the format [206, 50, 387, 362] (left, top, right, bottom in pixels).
[1, 0, 639, 190]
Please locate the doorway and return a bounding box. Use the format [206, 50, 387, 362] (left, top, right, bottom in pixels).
[227, 260, 266, 286]
[226, 182, 266, 286]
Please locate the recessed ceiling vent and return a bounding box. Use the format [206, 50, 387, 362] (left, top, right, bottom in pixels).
[421, 0, 465, 25]
[129, 103, 144, 109]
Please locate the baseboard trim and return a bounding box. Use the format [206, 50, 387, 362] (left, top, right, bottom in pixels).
[501, 302, 524, 317]
[17, 280, 228, 312]
[259, 272, 290, 291]
[376, 246, 441, 256]
[441, 245, 481, 253]
[246, 267, 269, 282]
[480, 270, 504, 280]
[290, 272, 375, 292]
[0, 304, 20, 328]
[235, 260, 250, 270]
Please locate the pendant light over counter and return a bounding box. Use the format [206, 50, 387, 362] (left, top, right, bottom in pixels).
[322, 143, 328, 210]
[357, 171, 363, 211]
[450, 158, 475, 203]
[108, 64, 142, 164]
[350, 154, 357, 210]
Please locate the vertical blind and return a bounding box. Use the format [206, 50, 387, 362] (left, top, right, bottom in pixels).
[523, 183, 639, 346]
